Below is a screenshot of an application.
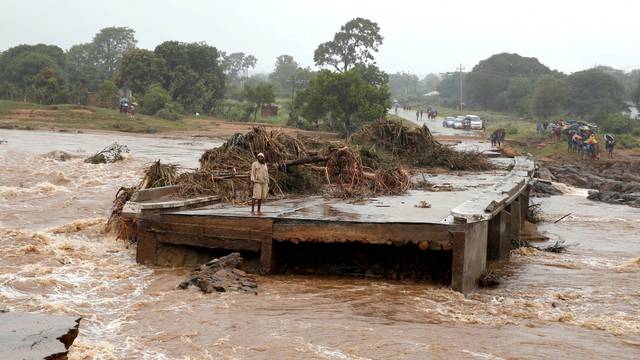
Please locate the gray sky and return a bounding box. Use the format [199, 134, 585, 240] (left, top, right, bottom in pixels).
[2, 0, 639, 76]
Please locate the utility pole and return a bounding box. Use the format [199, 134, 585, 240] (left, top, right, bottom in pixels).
[457, 64, 465, 111]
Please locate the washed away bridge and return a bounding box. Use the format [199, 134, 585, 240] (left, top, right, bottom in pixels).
[124, 155, 534, 293]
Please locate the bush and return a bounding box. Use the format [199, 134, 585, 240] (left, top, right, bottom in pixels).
[596, 112, 636, 134]
[212, 100, 253, 121]
[156, 108, 181, 121]
[617, 134, 639, 149]
[506, 126, 519, 135]
[141, 84, 171, 115]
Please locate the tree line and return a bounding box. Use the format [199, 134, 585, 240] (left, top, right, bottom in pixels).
[0, 20, 390, 135]
[1, 22, 638, 136]
[390, 53, 640, 134]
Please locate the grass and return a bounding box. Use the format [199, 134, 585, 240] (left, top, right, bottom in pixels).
[0, 100, 222, 133]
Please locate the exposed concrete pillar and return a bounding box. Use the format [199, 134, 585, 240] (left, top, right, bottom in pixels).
[136, 220, 158, 265]
[451, 221, 488, 294]
[260, 238, 276, 274]
[487, 210, 510, 261]
[510, 196, 521, 240]
[520, 185, 530, 226]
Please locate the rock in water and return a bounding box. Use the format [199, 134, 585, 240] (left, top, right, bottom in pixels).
[531, 179, 562, 197]
[0, 311, 80, 360]
[587, 190, 640, 208]
[41, 150, 82, 161]
[179, 252, 257, 294]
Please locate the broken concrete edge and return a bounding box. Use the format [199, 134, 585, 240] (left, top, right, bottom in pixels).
[450, 156, 534, 223]
[130, 185, 179, 202]
[0, 311, 81, 360]
[122, 195, 221, 216]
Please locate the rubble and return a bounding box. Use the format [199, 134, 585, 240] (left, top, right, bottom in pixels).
[531, 179, 563, 197]
[178, 252, 258, 294]
[587, 191, 640, 208]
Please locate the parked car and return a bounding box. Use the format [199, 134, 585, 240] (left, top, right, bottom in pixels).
[465, 115, 484, 130]
[443, 116, 456, 128]
[453, 116, 465, 129]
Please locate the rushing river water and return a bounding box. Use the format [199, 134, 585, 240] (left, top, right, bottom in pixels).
[1, 129, 639, 359]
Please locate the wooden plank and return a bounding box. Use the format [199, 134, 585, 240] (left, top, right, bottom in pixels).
[150, 230, 261, 251]
[273, 220, 451, 245]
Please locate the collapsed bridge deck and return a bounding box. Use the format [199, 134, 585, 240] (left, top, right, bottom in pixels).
[128, 156, 534, 293]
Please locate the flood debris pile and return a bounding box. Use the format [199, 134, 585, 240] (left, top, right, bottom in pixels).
[106, 186, 137, 240]
[84, 142, 129, 164]
[140, 160, 178, 188]
[183, 121, 489, 199]
[106, 161, 179, 240]
[351, 119, 493, 171]
[178, 252, 257, 294]
[195, 127, 321, 197]
[107, 119, 493, 239]
[185, 126, 413, 198]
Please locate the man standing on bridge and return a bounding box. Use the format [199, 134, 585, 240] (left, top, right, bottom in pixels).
[251, 153, 269, 215]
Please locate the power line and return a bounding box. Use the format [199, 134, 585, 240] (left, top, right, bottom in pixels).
[457, 64, 465, 111]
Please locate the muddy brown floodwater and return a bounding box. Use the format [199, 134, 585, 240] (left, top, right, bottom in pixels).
[1, 129, 639, 359]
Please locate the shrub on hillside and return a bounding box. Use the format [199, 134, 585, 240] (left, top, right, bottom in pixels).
[156, 108, 181, 121]
[596, 112, 636, 134]
[141, 84, 171, 115]
[212, 100, 253, 121]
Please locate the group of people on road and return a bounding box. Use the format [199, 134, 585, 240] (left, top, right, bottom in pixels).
[415, 107, 438, 121]
[536, 119, 616, 159]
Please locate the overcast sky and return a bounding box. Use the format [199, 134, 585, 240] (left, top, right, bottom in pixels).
[2, 0, 639, 76]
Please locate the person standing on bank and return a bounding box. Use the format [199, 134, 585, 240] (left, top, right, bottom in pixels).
[251, 153, 269, 214]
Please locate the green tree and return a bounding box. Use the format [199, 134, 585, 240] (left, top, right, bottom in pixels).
[66, 43, 99, 93]
[269, 55, 299, 93]
[221, 52, 257, 84]
[244, 83, 275, 120]
[154, 41, 225, 113]
[597, 112, 635, 134]
[92, 27, 137, 78]
[500, 78, 535, 114]
[0, 44, 66, 99]
[420, 73, 441, 93]
[436, 72, 466, 107]
[388, 72, 419, 100]
[114, 49, 166, 96]
[567, 68, 626, 117]
[295, 65, 390, 136]
[633, 78, 640, 109]
[98, 79, 119, 106]
[531, 75, 569, 117]
[141, 83, 171, 115]
[32, 67, 69, 104]
[313, 18, 383, 72]
[465, 53, 552, 109]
